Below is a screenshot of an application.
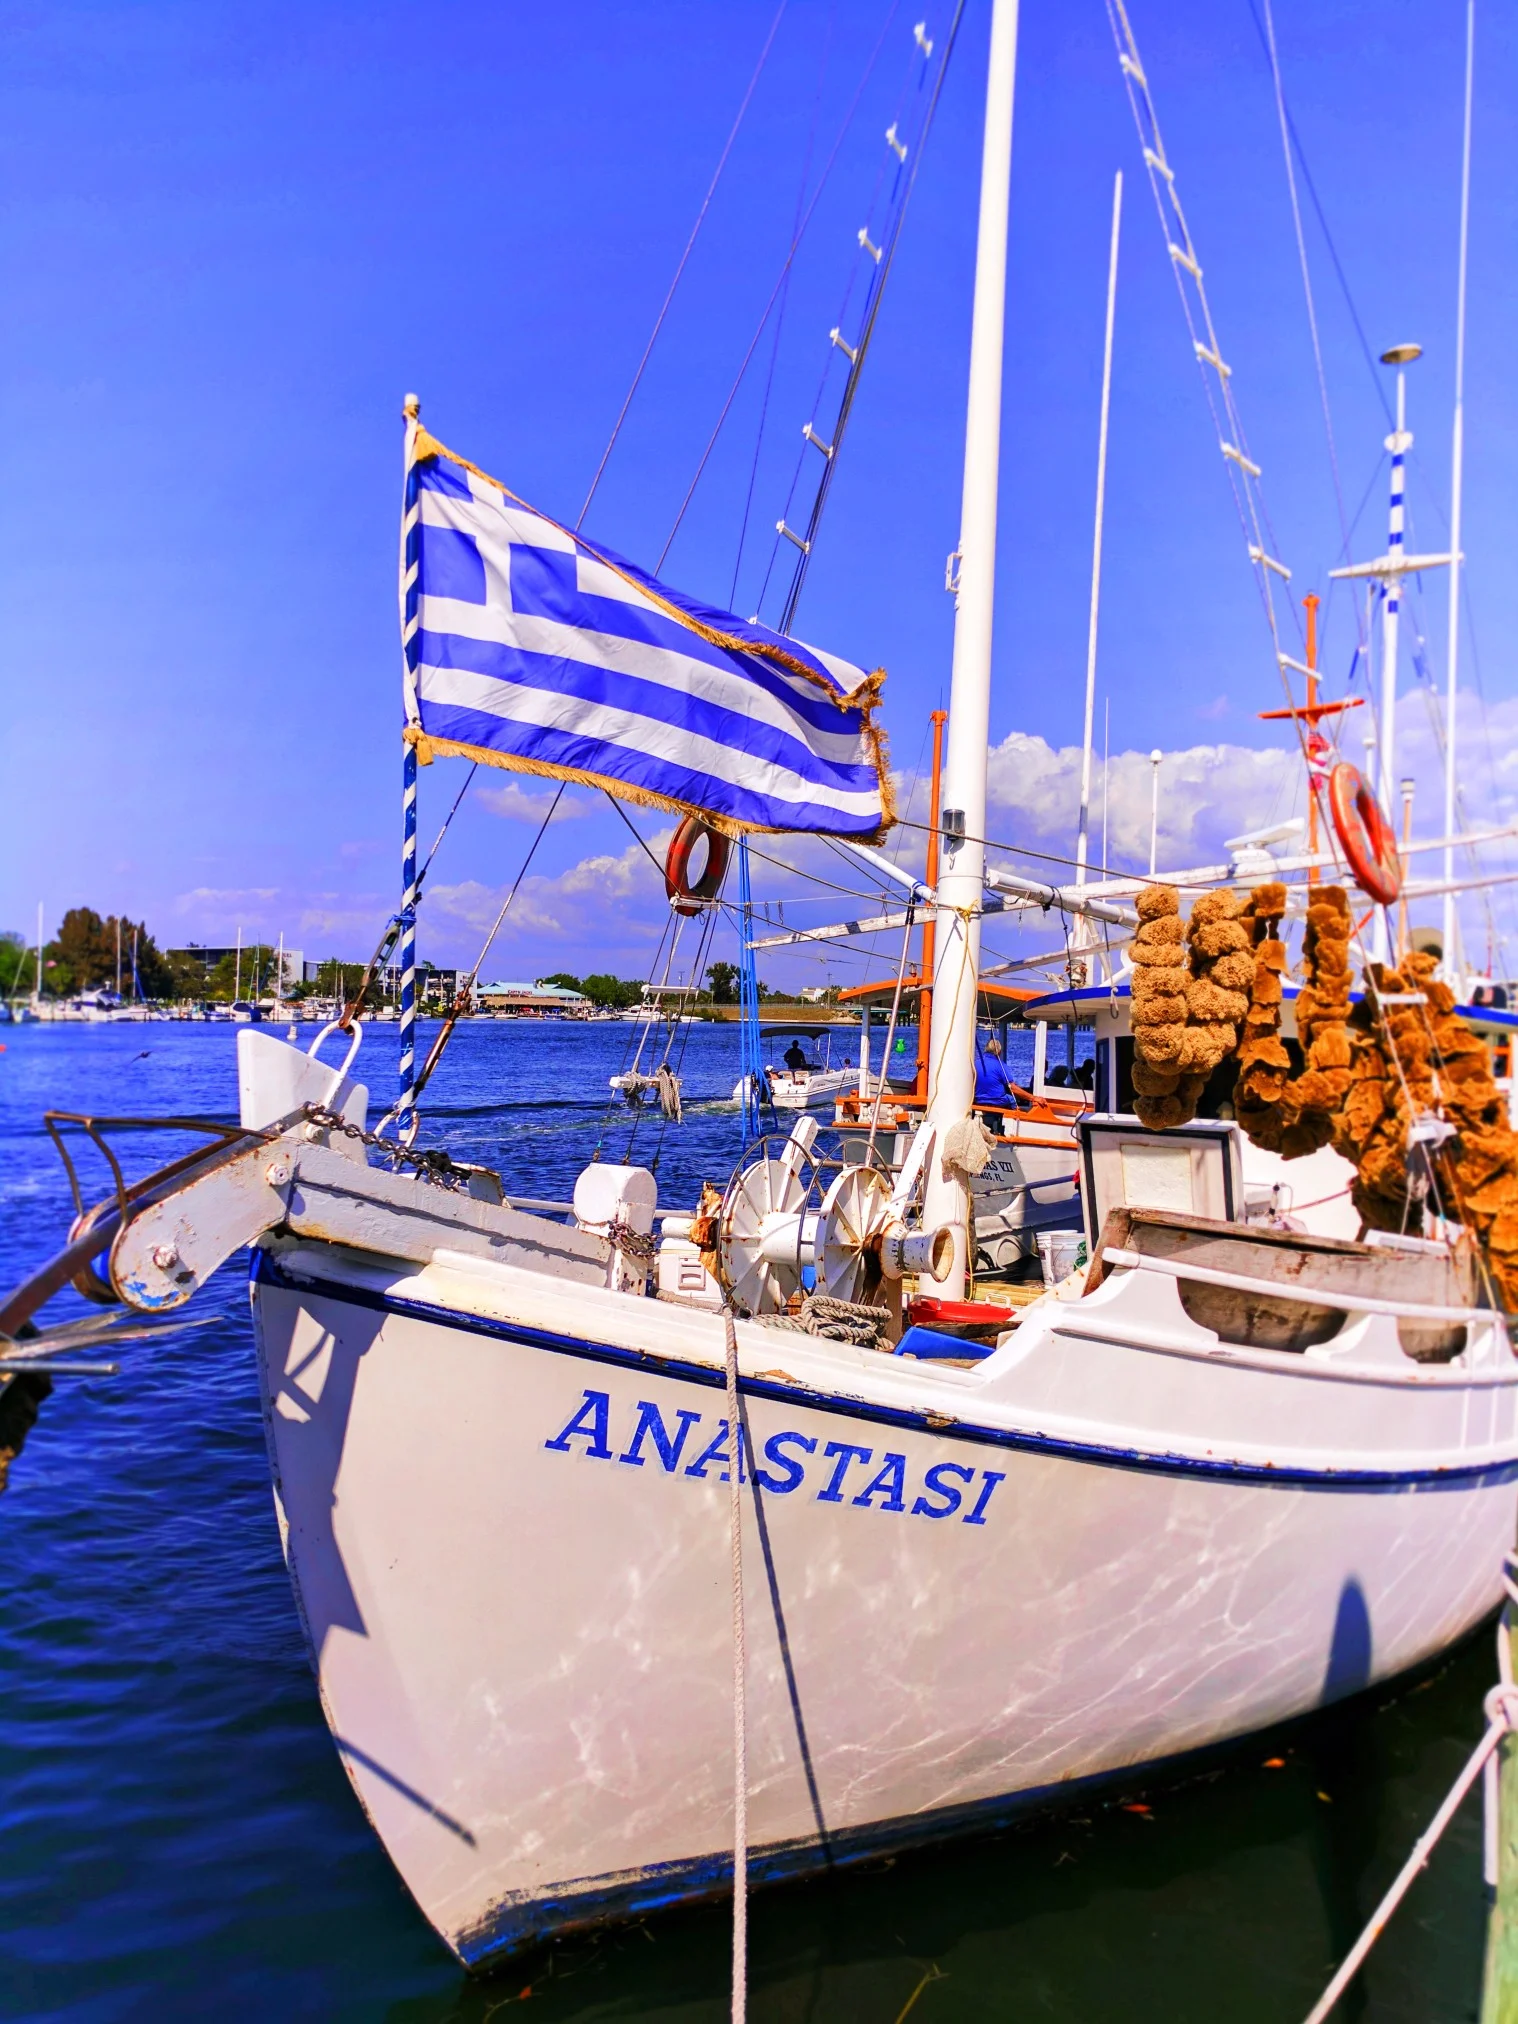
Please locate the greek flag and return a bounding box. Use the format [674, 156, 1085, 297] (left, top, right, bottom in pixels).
[400, 422, 891, 838]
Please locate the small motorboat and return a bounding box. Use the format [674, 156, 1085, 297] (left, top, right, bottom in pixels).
[734, 1022, 858, 1113]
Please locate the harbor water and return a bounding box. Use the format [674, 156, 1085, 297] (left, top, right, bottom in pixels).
[0, 1021, 1496, 2021]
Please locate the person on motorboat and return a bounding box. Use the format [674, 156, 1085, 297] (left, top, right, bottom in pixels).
[783, 1039, 810, 1072]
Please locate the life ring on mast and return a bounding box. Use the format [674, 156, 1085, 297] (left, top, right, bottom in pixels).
[665, 816, 731, 915]
[1327, 761, 1401, 906]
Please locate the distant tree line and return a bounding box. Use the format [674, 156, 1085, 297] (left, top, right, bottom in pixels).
[535, 965, 813, 1009]
[0, 909, 388, 1006]
[0, 914, 832, 1009]
[1, 909, 179, 999]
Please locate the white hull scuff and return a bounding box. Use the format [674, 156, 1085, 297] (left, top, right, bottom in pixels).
[250, 1240, 1518, 1967]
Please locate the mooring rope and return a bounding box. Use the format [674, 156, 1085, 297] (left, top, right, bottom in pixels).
[723, 1308, 749, 2023]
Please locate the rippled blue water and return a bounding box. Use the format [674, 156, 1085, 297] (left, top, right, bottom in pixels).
[0, 1021, 1495, 2021]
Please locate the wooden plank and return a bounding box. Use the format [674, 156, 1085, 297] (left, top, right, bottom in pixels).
[1114, 1207, 1479, 1311]
[1481, 1615, 1518, 2023]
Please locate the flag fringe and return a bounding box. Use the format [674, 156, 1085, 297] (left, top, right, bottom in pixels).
[408, 424, 893, 833]
[403, 726, 892, 845]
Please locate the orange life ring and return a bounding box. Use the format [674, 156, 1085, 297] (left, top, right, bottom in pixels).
[1327, 761, 1400, 906]
[664, 816, 731, 915]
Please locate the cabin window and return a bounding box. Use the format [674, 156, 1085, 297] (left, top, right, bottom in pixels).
[1036, 1021, 1095, 1096]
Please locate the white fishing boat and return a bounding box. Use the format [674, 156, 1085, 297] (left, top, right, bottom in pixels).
[9, 0, 1518, 1989]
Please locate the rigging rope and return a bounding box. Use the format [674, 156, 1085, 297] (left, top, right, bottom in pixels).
[865, 901, 917, 1161]
[723, 1309, 749, 2024]
[1105, 0, 1331, 821]
[1258, 0, 1350, 555]
[338, 762, 481, 1032]
[404, 784, 566, 1113]
[577, 2, 787, 530]
[657, 0, 902, 572]
[1242, 0, 1393, 433]
[728, 13, 829, 611]
[776, 0, 966, 632]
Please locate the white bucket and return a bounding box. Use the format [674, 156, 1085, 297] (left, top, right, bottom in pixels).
[1036, 1229, 1087, 1287]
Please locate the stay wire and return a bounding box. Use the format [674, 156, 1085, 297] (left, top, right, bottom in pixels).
[1258, 0, 1350, 556]
[762, 8, 949, 624]
[778, 0, 966, 631]
[409, 783, 566, 1109]
[577, 2, 787, 530]
[729, 8, 831, 611]
[1243, 0, 1393, 430]
[657, 0, 901, 572]
[338, 760, 480, 1030]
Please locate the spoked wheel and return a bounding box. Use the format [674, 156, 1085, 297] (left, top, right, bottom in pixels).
[815, 1164, 894, 1307]
[717, 1147, 812, 1315]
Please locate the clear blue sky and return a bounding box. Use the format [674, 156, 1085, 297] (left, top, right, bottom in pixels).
[5, 0, 1515, 982]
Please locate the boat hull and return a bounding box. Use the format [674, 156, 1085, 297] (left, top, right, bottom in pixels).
[249, 1246, 1518, 1968]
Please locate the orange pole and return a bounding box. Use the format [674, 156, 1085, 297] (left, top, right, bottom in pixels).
[1304, 592, 1321, 887]
[916, 710, 948, 1102]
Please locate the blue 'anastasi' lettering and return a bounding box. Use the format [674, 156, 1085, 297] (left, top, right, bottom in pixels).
[817, 1441, 872, 1503]
[619, 1401, 702, 1472]
[853, 1452, 908, 1512]
[544, 1389, 613, 1459]
[684, 1418, 746, 1483]
[911, 1461, 974, 1519]
[755, 1430, 816, 1494]
[543, 1392, 1009, 1528]
[964, 1470, 1007, 1526]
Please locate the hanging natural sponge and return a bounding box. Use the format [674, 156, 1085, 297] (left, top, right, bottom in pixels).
[1130, 884, 1255, 1131]
[1233, 883, 1292, 1148]
[1135, 885, 1180, 922]
[1131, 1059, 1182, 1098]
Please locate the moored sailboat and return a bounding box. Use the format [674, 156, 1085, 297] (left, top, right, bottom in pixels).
[8, 0, 1518, 1985]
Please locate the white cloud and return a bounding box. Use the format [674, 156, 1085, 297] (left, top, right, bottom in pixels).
[984, 731, 1300, 877]
[478, 780, 590, 823]
[161, 689, 1518, 982]
[427, 832, 675, 958]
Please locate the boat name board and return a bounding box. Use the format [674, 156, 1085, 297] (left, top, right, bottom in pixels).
[546, 1388, 1006, 1524]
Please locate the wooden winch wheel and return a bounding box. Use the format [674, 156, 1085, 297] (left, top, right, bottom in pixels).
[716, 1151, 809, 1316]
[815, 1164, 894, 1307]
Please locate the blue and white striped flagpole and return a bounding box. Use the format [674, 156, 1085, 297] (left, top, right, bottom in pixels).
[1374, 349, 1417, 962]
[398, 393, 423, 1141]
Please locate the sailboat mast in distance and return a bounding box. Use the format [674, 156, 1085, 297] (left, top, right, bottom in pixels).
[923, 0, 1022, 1298]
[1076, 170, 1122, 888]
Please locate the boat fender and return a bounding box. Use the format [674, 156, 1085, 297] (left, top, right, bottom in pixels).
[1327, 762, 1400, 905]
[665, 816, 731, 915]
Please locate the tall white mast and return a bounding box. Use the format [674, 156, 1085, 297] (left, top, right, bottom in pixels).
[1076, 171, 1123, 887]
[923, 0, 1021, 1298]
[1443, 0, 1475, 985]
